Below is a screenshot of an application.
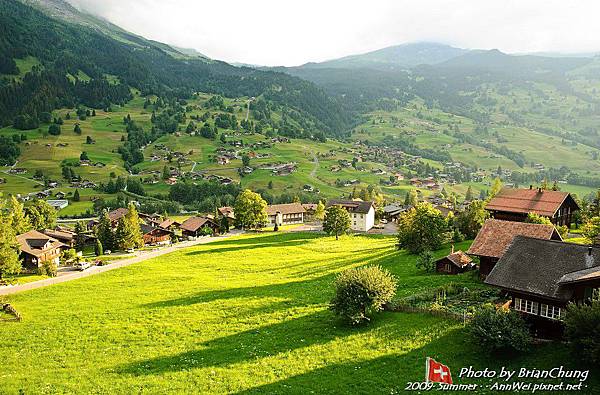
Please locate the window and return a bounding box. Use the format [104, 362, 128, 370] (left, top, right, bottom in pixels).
[444, 263, 452, 272]
[514, 297, 539, 315]
[540, 304, 563, 320]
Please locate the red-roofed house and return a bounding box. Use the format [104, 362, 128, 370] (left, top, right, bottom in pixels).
[468, 219, 562, 278]
[485, 187, 579, 227]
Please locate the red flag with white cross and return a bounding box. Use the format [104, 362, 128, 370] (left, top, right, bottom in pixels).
[425, 357, 453, 384]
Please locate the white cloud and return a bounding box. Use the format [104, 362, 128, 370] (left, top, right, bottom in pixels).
[68, 0, 600, 66]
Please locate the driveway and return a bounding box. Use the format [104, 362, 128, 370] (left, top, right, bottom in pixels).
[0, 230, 244, 296]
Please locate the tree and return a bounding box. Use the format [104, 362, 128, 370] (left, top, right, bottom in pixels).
[74, 221, 86, 251]
[465, 186, 473, 201]
[96, 211, 116, 251]
[470, 306, 531, 354]
[397, 202, 449, 253]
[48, 124, 61, 136]
[26, 200, 57, 230]
[454, 200, 489, 239]
[80, 151, 89, 161]
[0, 208, 21, 279]
[323, 205, 351, 240]
[8, 195, 31, 234]
[115, 203, 144, 250]
[415, 250, 435, 272]
[95, 239, 103, 256]
[526, 213, 568, 238]
[404, 189, 418, 207]
[582, 216, 600, 244]
[487, 178, 503, 200]
[162, 165, 170, 180]
[74, 123, 82, 134]
[564, 298, 600, 363]
[234, 189, 268, 230]
[220, 216, 230, 233]
[314, 201, 326, 221]
[330, 266, 397, 325]
[86, 136, 94, 144]
[242, 154, 250, 168]
[73, 189, 80, 202]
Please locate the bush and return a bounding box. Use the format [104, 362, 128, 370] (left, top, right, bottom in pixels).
[330, 266, 397, 325]
[415, 250, 435, 272]
[200, 226, 214, 236]
[564, 299, 600, 363]
[37, 260, 58, 277]
[470, 306, 531, 353]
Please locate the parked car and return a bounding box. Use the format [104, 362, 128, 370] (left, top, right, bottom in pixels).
[74, 261, 91, 271]
[126, 248, 135, 253]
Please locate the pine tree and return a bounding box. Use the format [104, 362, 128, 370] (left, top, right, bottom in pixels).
[96, 211, 115, 251]
[73, 189, 80, 202]
[74, 221, 86, 251]
[116, 203, 144, 249]
[315, 201, 325, 221]
[95, 239, 103, 256]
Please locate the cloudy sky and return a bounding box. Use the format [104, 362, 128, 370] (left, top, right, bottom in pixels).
[68, 0, 600, 66]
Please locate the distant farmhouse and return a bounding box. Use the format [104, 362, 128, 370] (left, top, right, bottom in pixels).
[468, 219, 562, 278]
[485, 187, 579, 227]
[266, 203, 306, 227]
[327, 199, 375, 232]
[486, 237, 600, 337]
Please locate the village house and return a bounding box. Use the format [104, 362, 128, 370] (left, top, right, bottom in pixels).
[435, 248, 474, 274]
[302, 203, 317, 218]
[46, 199, 69, 210]
[180, 216, 220, 238]
[158, 218, 182, 234]
[17, 230, 67, 270]
[218, 206, 236, 227]
[467, 219, 562, 278]
[43, 228, 77, 248]
[266, 203, 306, 227]
[383, 203, 407, 222]
[140, 224, 171, 246]
[485, 187, 579, 227]
[485, 237, 600, 337]
[327, 199, 375, 232]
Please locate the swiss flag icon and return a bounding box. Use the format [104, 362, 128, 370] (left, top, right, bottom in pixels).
[425, 357, 453, 384]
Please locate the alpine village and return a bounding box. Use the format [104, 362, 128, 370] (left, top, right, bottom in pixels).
[1, 0, 600, 393]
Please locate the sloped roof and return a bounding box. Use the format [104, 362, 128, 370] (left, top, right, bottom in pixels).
[467, 219, 561, 258]
[107, 208, 129, 222]
[140, 223, 171, 236]
[485, 188, 575, 217]
[180, 216, 215, 232]
[327, 199, 374, 214]
[441, 251, 473, 268]
[218, 206, 235, 218]
[17, 230, 66, 258]
[43, 228, 76, 241]
[158, 218, 180, 229]
[485, 236, 600, 301]
[266, 203, 306, 216]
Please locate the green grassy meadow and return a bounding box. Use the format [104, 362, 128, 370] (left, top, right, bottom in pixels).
[1, 232, 596, 394]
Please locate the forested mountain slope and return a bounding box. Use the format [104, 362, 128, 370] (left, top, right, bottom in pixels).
[0, 0, 351, 134]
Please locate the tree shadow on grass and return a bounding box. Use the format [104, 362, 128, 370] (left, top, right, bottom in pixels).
[143, 249, 398, 310]
[184, 233, 323, 256]
[115, 310, 353, 375]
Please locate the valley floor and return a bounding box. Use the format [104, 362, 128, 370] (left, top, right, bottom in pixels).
[0, 232, 597, 393]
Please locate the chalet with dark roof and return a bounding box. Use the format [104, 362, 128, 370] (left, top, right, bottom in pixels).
[140, 224, 171, 246]
[485, 187, 579, 227]
[180, 216, 219, 238]
[435, 249, 474, 275]
[327, 199, 375, 232]
[266, 203, 306, 227]
[467, 219, 562, 278]
[485, 236, 600, 336]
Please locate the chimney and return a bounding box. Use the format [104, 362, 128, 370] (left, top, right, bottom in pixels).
[529, 185, 533, 190]
[538, 187, 542, 193]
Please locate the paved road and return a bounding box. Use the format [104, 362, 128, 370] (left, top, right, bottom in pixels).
[0, 230, 243, 296]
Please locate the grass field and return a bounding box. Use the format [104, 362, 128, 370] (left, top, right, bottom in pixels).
[1, 232, 597, 393]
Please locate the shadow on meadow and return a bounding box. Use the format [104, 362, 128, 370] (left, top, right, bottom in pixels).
[143, 248, 398, 310]
[115, 310, 454, 378]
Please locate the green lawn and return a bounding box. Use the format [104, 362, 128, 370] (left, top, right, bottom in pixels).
[1, 232, 597, 393]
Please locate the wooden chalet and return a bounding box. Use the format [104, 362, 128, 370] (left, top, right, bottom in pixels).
[435, 249, 474, 275]
[468, 219, 562, 278]
[218, 206, 235, 227]
[485, 187, 579, 227]
[140, 224, 171, 246]
[266, 203, 306, 227]
[17, 230, 67, 270]
[486, 236, 600, 337]
[43, 227, 77, 248]
[180, 216, 219, 238]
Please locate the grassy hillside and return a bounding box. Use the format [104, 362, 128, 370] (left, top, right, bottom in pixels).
[1, 232, 596, 393]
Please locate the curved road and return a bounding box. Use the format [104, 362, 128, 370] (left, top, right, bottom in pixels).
[0, 230, 243, 296]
